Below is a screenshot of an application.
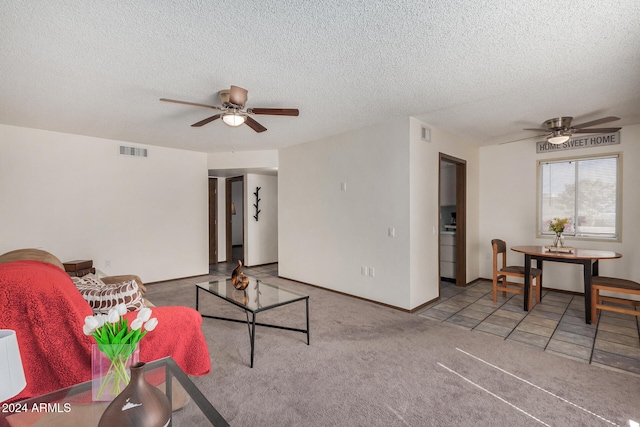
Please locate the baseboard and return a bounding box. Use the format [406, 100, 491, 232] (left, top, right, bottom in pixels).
[278, 275, 485, 314]
[278, 275, 417, 313]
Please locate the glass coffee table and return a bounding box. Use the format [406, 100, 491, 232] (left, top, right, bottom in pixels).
[196, 277, 310, 368]
[1, 357, 229, 427]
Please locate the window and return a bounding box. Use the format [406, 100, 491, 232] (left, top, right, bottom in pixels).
[538, 154, 620, 239]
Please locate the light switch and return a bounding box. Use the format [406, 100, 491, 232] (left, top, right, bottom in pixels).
[388, 227, 395, 237]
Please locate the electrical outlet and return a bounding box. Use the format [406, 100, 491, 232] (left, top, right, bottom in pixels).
[105, 260, 111, 268]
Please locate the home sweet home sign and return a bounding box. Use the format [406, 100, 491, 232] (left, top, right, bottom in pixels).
[536, 132, 620, 153]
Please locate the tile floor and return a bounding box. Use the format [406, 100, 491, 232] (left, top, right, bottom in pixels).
[205, 262, 640, 377]
[417, 280, 640, 376]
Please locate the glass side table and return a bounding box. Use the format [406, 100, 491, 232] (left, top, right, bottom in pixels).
[1, 357, 229, 427]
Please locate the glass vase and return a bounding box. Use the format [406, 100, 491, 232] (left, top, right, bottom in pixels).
[92, 343, 140, 401]
[553, 232, 564, 248]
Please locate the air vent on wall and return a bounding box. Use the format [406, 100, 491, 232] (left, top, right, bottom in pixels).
[119, 145, 148, 158]
[421, 126, 431, 142]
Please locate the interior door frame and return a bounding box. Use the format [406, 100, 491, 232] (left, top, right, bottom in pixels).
[225, 176, 244, 263]
[208, 178, 218, 264]
[439, 153, 467, 287]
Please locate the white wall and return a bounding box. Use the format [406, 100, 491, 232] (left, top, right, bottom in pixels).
[478, 124, 640, 292]
[0, 124, 209, 283]
[207, 150, 278, 169]
[279, 117, 412, 308]
[409, 118, 480, 308]
[278, 117, 480, 310]
[246, 174, 278, 266]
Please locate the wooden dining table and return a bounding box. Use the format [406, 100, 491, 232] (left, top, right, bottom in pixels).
[510, 246, 622, 324]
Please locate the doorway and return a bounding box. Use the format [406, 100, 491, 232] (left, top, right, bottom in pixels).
[208, 178, 218, 265]
[226, 176, 244, 263]
[439, 153, 466, 288]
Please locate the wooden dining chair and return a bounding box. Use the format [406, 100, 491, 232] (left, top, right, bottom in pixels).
[491, 239, 542, 309]
[591, 276, 640, 323]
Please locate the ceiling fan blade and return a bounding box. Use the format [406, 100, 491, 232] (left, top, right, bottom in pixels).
[523, 128, 548, 132]
[572, 127, 621, 134]
[244, 116, 267, 133]
[191, 114, 221, 127]
[250, 108, 299, 116]
[229, 86, 248, 106]
[499, 133, 548, 145]
[572, 116, 620, 129]
[160, 98, 223, 110]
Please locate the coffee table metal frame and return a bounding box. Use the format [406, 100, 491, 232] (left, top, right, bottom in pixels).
[195, 278, 310, 368]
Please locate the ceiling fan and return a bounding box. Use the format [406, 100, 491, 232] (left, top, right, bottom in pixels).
[517, 116, 621, 145]
[160, 85, 299, 133]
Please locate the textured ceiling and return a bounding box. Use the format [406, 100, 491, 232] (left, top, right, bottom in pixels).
[1, 0, 639, 153]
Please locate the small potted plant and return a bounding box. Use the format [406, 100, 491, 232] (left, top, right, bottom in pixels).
[548, 217, 571, 248]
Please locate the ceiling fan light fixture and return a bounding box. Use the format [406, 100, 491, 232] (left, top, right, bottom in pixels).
[513, 116, 620, 146]
[222, 111, 246, 127]
[547, 133, 571, 145]
[160, 85, 298, 133]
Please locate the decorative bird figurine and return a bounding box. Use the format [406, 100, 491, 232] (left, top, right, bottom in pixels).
[231, 260, 249, 290]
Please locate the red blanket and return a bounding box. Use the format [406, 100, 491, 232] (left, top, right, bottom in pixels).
[0, 260, 210, 404]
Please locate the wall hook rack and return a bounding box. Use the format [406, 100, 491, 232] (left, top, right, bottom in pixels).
[253, 187, 261, 221]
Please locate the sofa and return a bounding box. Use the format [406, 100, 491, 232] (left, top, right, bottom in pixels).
[0, 248, 154, 308]
[0, 249, 211, 407]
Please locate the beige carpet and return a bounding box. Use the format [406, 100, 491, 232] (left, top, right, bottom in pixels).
[146, 274, 640, 426]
